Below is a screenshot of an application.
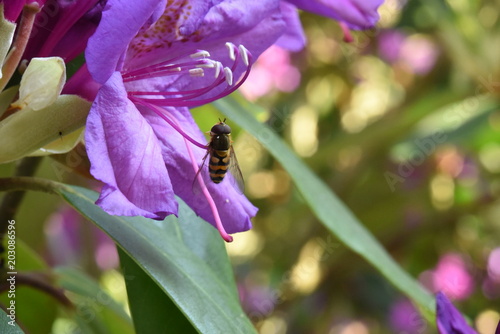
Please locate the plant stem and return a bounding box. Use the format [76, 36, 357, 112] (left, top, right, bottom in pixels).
[0, 3, 40, 91]
[0, 157, 44, 267]
[0, 271, 73, 308]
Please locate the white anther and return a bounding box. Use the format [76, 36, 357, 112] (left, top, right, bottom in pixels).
[214, 62, 222, 78]
[225, 199, 230, 203]
[223, 67, 233, 85]
[238, 45, 249, 66]
[190, 50, 210, 59]
[225, 42, 236, 61]
[196, 60, 216, 68]
[170, 66, 182, 72]
[189, 68, 205, 77]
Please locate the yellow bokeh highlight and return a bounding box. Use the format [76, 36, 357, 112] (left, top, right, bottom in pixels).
[289, 239, 323, 295]
[430, 174, 455, 210]
[291, 105, 318, 157]
[476, 310, 500, 334]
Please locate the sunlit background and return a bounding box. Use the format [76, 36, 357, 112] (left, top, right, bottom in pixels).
[1, 0, 499, 333]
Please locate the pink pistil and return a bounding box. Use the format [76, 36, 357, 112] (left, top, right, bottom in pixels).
[185, 136, 233, 242]
[131, 97, 207, 150]
[340, 22, 354, 43]
[135, 98, 233, 242]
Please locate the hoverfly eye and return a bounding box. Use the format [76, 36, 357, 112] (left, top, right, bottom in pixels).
[211, 122, 231, 134]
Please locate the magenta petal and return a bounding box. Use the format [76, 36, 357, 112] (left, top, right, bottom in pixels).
[284, 0, 383, 30]
[142, 106, 257, 234]
[86, 0, 167, 84]
[85, 71, 177, 219]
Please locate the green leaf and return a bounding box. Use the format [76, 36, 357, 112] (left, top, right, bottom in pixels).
[213, 96, 435, 315]
[0, 308, 24, 334]
[119, 249, 196, 334]
[55, 185, 256, 334]
[397, 94, 499, 154]
[54, 267, 133, 334]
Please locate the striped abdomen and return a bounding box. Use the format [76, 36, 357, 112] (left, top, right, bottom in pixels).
[209, 149, 230, 183]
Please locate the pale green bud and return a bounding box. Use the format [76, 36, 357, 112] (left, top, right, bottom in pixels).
[11, 57, 66, 111]
[0, 95, 90, 163]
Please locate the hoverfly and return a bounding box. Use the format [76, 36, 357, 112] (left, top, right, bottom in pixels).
[194, 119, 244, 193]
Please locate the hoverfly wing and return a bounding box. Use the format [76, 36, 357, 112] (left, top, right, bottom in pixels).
[192, 149, 211, 195]
[228, 145, 245, 194]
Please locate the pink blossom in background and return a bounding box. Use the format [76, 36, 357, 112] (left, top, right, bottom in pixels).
[388, 298, 425, 334]
[44, 206, 118, 270]
[482, 276, 500, 299]
[400, 35, 440, 75]
[378, 30, 439, 75]
[238, 282, 277, 317]
[482, 248, 500, 299]
[423, 254, 474, 300]
[487, 247, 500, 282]
[378, 30, 406, 63]
[44, 208, 82, 267]
[94, 231, 120, 271]
[240, 45, 301, 101]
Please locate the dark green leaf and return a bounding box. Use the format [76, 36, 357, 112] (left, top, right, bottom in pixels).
[56, 185, 255, 334]
[119, 249, 196, 334]
[0, 308, 24, 334]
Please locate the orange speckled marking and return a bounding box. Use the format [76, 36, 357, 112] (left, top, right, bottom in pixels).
[128, 0, 203, 60]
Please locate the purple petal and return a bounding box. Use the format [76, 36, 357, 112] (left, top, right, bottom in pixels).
[142, 106, 257, 234]
[124, 0, 286, 103]
[284, 0, 383, 30]
[436, 292, 478, 334]
[86, 0, 167, 83]
[274, 2, 307, 52]
[85, 71, 177, 219]
[124, 0, 285, 69]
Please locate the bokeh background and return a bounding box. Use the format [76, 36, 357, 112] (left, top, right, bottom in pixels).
[0, 0, 499, 333]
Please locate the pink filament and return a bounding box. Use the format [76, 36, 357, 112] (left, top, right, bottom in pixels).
[126, 44, 253, 108]
[134, 99, 233, 242]
[185, 136, 233, 242]
[131, 97, 207, 150]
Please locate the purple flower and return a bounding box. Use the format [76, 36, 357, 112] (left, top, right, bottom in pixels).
[283, 0, 384, 30]
[436, 292, 478, 334]
[83, 0, 385, 241]
[84, 0, 300, 241]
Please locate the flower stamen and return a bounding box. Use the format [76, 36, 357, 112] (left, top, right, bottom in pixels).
[223, 67, 233, 85]
[189, 68, 204, 77]
[125, 43, 253, 108]
[226, 42, 236, 61]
